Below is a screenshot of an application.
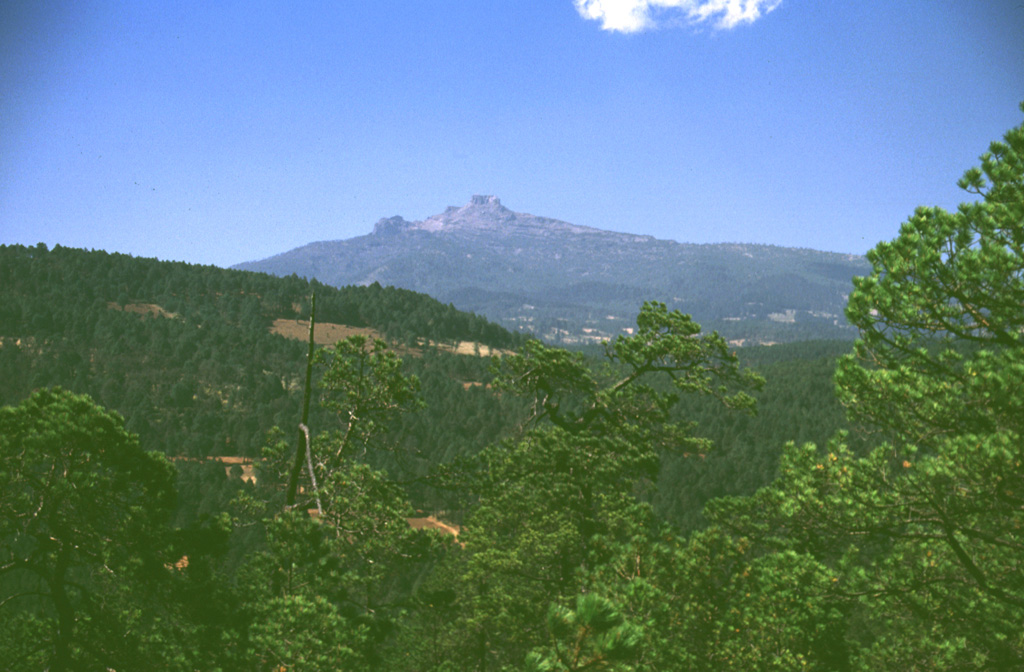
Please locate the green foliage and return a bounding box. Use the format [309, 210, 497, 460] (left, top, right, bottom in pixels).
[703, 105, 1024, 669]
[837, 102, 1024, 446]
[0, 612, 50, 671]
[316, 335, 426, 461]
[830, 102, 1024, 667]
[656, 527, 843, 670]
[527, 593, 643, 671]
[237, 499, 432, 670]
[0, 240, 853, 539]
[658, 340, 867, 531]
[415, 302, 765, 669]
[515, 103, 1024, 672]
[708, 430, 1024, 668]
[495, 301, 763, 446]
[246, 593, 365, 671]
[235, 336, 452, 670]
[0, 243, 525, 531]
[0, 388, 178, 670]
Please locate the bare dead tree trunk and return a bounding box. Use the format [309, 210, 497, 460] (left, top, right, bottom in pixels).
[286, 293, 316, 508]
[299, 422, 322, 515]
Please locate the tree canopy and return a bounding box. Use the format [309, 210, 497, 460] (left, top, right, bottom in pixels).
[836, 103, 1024, 446]
[0, 388, 177, 671]
[706, 103, 1024, 669]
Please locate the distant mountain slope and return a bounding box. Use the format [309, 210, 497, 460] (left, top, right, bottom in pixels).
[235, 195, 871, 344]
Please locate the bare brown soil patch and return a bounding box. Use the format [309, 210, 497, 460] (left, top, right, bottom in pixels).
[271, 319, 509, 359]
[269, 318, 384, 346]
[414, 339, 512, 358]
[407, 515, 461, 539]
[441, 341, 510, 357]
[108, 302, 179, 319]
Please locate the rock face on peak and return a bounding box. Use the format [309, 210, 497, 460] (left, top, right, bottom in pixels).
[471, 194, 501, 206]
[372, 216, 413, 236]
[393, 195, 609, 237]
[424, 194, 514, 229]
[235, 196, 870, 344]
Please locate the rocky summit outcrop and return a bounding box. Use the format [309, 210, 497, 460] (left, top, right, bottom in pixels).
[234, 196, 871, 345]
[374, 195, 632, 239]
[372, 216, 414, 236]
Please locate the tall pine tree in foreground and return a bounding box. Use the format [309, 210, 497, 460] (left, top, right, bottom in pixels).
[708, 103, 1024, 669]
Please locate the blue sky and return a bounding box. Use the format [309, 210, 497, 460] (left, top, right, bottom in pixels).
[2, 1, 1022, 267]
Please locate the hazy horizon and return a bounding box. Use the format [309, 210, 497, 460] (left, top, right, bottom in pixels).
[3, 1, 1023, 267]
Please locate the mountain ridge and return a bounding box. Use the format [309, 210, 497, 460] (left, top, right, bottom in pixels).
[359, 195, 652, 243]
[235, 196, 871, 344]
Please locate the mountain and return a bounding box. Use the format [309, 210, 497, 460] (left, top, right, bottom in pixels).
[235, 195, 872, 344]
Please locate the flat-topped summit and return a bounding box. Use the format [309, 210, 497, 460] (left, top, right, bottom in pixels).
[419, 194, 515, 232]
[464, 194, 507, 211]
[373, 195, 620, 238]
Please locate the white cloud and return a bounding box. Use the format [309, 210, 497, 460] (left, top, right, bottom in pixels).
[574, 0, 654, 33]
[574, 0, 782, 33]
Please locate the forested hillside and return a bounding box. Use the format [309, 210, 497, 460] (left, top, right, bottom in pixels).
[2, 107, 1023, 670]
[0, 244, 860, 529]
[0, 245, 527, 523]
